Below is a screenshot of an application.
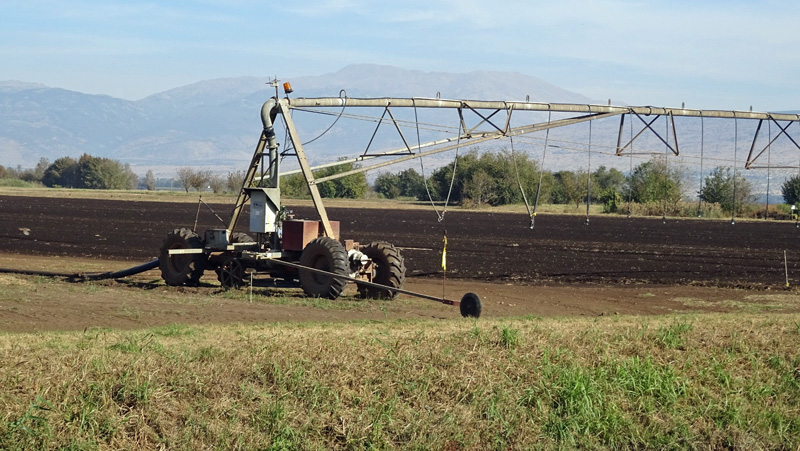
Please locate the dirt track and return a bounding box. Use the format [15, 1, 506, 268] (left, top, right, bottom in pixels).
[1, 194, 798, 288]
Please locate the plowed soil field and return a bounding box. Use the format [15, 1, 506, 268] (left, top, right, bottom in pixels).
[2, 193, 800, 332]
[2, 194, 797, 286]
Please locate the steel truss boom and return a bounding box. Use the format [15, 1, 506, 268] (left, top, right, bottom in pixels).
[278, 97, 800, 184]
[239, 96, 800, 234]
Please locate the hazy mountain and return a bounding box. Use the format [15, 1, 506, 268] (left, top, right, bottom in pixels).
[1, 65, 795, 198]
[0, 65, 597, 174]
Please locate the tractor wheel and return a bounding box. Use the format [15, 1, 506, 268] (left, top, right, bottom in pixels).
[231, 232, 255, 244]
[159, 228, 205, 286]
[217, 258, 245, 289]
[357, 241, 406, 299]
[299, 236, 348, 299]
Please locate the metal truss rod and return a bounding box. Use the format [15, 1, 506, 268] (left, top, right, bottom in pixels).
[745, 119, 800, 169]
[616, 114, 660, 155]
[287, 97, 800, 122]
[278, 101, 335, 238]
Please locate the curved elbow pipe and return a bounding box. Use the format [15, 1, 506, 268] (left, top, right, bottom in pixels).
[261, 97, 278, 131]
[260, 97, 280, 186]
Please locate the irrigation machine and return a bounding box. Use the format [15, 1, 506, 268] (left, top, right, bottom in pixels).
[156, 81, 800, 318]
[157, 82, 483, 317]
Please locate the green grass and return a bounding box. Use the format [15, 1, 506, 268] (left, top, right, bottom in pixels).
[0, 178, 42, 188]
[1, 313, 800, 449]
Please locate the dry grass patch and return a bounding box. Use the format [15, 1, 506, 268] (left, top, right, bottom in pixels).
[676, 293, 800, 313]
[1, 313, 799, 449]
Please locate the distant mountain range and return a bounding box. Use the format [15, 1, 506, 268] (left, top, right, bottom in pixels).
[1, 64, 797, 196]
[0, 64, 597, 176]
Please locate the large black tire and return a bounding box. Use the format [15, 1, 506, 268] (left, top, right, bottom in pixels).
[299, 237, 348, 299]
[231, 232, 255, 244]
[357, 241, 406, 299]
[159, 228, 205, 286]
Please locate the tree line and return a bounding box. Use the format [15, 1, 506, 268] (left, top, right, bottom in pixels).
[196, 149, 800, 218]
[1, 155, 139, 190]
[7, 150, 800, 218]
[369, 149, 800, 217]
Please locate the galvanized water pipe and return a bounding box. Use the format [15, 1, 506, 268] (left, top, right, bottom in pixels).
[287, 97, 800, 122]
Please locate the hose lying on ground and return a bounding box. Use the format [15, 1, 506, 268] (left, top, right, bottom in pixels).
[0, 259, 160, 281]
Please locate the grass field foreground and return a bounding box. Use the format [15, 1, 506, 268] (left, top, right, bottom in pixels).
[1, 313, 799, 449]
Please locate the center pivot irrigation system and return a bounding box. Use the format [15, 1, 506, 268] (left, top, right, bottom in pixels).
[153, 81, 800, 317]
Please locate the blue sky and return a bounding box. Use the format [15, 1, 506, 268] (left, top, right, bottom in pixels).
[1, 0, 798, 111]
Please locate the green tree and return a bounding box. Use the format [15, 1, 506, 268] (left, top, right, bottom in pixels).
[280, 172, 310, 198]
[428, 149, 548, 207]
[431, 151, 479, 203]
[781, 174, 800, 205]
[700, 166, 754, 214]
[33, 157, 49, 181]
[76, 154, 137, 190]
[42, 157, 79, 188]
[592, 166, 625, 212]
[315, 159, 368, 198]
[396, 168, 426, 198]
[599, 187, 623, 213]
[627, 158, 683, 207]
[462, 168, 496, 206]
[551, 170, 586, 207]
[373, 172, 402, 199]
[594, 166, 626, 192]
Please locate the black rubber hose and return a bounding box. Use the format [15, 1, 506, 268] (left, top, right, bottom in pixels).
[0, 259, 160, 281]
[0, 267, 79, 278]
[80, 259, 160, 280]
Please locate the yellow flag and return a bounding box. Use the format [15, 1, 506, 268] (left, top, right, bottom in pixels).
[441, 233, 447, 271]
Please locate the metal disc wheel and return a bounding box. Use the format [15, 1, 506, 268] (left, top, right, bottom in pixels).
[159, 228, 205, 286]
[299, 236, 348, 299]
[460, 292, 482, 318]
[357, 241, 406, 299]
[218, 259, 245, 289]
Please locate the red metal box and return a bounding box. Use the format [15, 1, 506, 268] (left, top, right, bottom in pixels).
[282, 220, 340, 251]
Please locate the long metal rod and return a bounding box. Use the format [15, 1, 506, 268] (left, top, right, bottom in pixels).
[287, 97, 800, 122]
[267, 257, 461, 306]
[278, 99, 335, 238]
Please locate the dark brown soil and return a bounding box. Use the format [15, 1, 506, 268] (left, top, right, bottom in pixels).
[1, 195, 797, 288]
[2, 194, 800, 333]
